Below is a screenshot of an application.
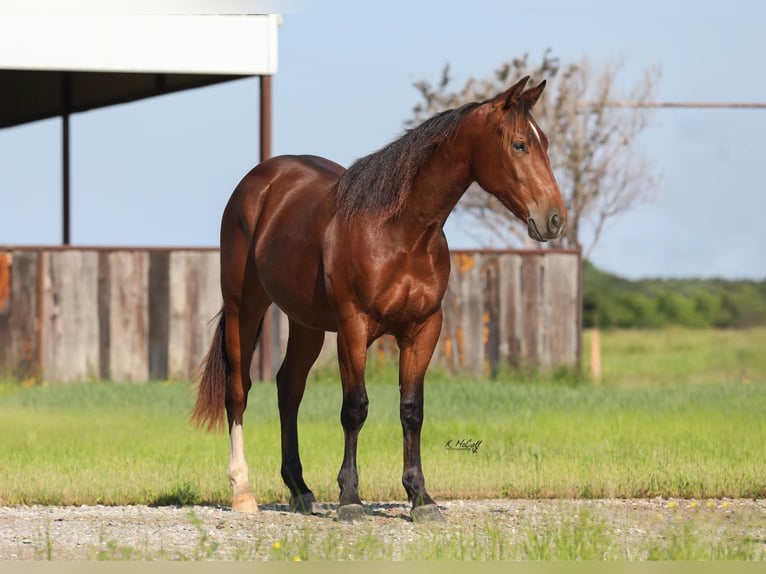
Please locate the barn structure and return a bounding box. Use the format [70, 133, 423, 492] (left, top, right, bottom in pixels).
[0, 9, 281, 244]
[0, 8, 582, 384]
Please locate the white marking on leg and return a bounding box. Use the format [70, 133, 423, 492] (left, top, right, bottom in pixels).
[528, 119, 541, 143]
[228, 422, 251, 497]
[228, 421, 258, 511]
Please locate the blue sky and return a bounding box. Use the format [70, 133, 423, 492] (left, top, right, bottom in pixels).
[1, 0, 764, 279]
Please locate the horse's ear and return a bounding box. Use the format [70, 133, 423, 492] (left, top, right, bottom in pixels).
[498, 76, 531, 110]
[520, 79, 547, 109]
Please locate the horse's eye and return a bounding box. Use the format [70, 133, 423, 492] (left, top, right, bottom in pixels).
[512, 141, 528, 153]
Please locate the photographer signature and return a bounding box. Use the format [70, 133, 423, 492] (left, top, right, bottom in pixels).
[445, 438, 483, 454]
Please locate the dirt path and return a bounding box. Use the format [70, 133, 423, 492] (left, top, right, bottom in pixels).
[1, 499, 764, 560]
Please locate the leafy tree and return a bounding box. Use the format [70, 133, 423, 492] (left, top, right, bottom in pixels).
[692, 292, 720, 325]
[409, 50, 662, 257]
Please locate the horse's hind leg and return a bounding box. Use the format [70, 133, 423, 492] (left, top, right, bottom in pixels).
[220, 230, 273, 512]
[276, 320, 325, 513]
[218, 188, 274, 512]
[223, 295, 269, 512]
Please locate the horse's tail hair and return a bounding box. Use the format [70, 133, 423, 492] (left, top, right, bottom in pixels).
[192, 309, 229, 432]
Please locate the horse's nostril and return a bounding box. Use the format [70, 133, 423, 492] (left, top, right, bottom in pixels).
[548, 212, 560, 234]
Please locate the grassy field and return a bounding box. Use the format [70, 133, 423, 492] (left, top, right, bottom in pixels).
[581, 327, 766, 387]
[1, 327, 764, 507]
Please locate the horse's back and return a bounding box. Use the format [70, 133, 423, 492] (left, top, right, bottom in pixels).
[225, 154, 342, 235]
[257, 154, 345, 183]
[233, 153, 343, 185]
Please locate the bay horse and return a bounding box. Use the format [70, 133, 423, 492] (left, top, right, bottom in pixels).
[192, 76, 566, 522]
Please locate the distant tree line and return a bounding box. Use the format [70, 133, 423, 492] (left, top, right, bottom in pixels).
[583, 262, 766, 329]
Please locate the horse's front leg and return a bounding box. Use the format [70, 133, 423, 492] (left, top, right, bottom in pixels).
[335, 315, 370, 522]
[397, 309, 444, 522]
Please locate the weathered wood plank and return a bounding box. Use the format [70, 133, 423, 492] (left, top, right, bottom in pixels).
[148, 252, 170, 380]
[452, 252, 485, 376]
[108, 251, 149, 381]
[520, 254, 542, 366]
[542, 253, 579, 367]
[537, 257, 552, 368]
[498, 253, 522, 369]
[196, 250, 222, 378]
[8, 250, 40, 381]
[97, 252, 111, 379]
[41, 250, 100, 382]
[168, 251, 222, 381]
[168, 252, 195, 380]
[483, 256, 500, 378]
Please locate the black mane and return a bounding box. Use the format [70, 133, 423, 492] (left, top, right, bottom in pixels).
[335, 102, 480, 221]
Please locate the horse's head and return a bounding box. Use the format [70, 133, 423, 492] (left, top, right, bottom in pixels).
[470, 77, 566, 242]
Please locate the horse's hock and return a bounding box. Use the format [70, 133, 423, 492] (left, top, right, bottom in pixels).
[0, 247, 581, 383]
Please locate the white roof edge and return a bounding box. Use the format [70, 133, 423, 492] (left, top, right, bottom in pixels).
[0, 13, 280, 75]
[0, 0, 295, 16]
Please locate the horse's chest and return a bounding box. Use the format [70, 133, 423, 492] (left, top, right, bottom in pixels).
[368, 264, 447, 331]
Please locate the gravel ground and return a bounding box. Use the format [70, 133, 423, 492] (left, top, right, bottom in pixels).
[1, 499, 764, 560]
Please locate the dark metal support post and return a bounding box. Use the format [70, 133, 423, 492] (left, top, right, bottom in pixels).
[62, 72, 72, 245]
[258, 74, 274, 382]
[62, 114, 70, 245]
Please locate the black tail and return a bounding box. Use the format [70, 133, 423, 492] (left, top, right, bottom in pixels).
[192, 310, 229, 432]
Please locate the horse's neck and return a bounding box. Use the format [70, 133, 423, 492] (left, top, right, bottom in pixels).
[396, 121, 475, 238]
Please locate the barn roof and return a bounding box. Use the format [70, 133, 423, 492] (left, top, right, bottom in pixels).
[0, 11, 280, 128]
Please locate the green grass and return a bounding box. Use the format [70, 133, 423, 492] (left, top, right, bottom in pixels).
[581, 326, 766, 387]
[1, 327, 765, 506]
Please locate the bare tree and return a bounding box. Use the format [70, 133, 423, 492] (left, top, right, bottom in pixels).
[409, 50, 662, 257]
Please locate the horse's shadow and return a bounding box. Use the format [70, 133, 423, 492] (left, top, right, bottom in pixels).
[149, 496, 433, 523]
[257, 501, 416, 522]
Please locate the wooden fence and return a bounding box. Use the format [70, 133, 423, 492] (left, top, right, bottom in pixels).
[0, 247, 581, 383]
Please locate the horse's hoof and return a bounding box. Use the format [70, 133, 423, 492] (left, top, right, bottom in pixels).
[411, 503, 444, 523]
[290, 492, 321, 515]
[337, 503, 366, 522]
[232, 492, 259, 513]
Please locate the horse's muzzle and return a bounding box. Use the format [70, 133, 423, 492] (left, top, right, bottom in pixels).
[528, 209, 565, 242]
